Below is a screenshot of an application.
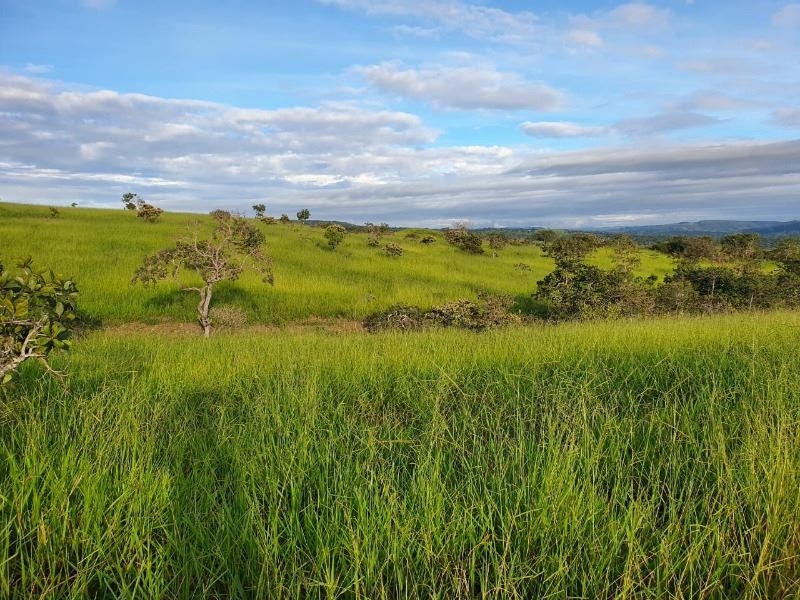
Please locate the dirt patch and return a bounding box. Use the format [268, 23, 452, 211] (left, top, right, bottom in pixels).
[100, 317, 365, 337]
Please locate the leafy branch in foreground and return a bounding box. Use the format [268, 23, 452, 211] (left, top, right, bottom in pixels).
[1, 259, 78, 385]
[132, 211, 273, 337]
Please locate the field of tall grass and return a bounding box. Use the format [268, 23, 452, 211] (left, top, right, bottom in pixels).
[2, 313, 799, 598]
[2, 203, 798, 597]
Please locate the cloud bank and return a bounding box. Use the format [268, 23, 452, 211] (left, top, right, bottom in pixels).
[1, 71, 799, 228]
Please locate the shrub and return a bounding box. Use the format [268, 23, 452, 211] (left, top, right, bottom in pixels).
[324, 224, 347, 249]
[420, 236, 436, 244]
[367, 236, 381, 247]
[443, 224, 484, 254]
[209, 305, 248, 330]
[1, 259, 78, 384]
[363, 304, 425, 332]
[384, 242, 403, 257]
[122, 192, 163, 223]
[363, 294, 520, 333]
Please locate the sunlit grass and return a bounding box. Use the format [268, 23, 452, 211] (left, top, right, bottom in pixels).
[0, 203, 674, 325]
[2, 312, 799, 598]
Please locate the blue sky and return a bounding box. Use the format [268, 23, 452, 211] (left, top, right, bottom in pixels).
[1, 0, 799, 227]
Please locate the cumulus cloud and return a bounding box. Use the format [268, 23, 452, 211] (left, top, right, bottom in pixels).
[358, 63, 564, 111]
[318, 0, 538, 43]
[772, 4, 800, 27]
[520, 121, 607, 138]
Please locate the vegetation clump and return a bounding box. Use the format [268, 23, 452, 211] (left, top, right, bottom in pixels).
[384, 242, 403, 257]
[364, 293, 520, 332]
[1, 259, 78, 384]
[443, 223, 484, 254]
[121, 192, 163, 223]
[324, 224, 347, 249]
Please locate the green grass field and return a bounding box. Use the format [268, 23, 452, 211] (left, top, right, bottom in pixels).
[1, 203, 798, 598]
[0, 203, 673, 326]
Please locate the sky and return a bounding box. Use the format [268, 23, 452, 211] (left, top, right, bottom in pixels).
[0, 0, 798, 228]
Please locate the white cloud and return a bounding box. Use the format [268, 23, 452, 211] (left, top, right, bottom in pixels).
[390, 25, 441, 39]
[772, 4, 800, 27]
[318, 0, 539, 43]
[607, 2, 670, 29]
[566, 29, 603, 47]
[520, 121, 607, 138]
[23, 63, 53, 74]
[358, 63, 564, 111]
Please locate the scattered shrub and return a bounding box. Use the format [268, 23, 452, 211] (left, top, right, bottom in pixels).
[363, 304, 425, 332]
[364, 294, 520, 333]
[420, 236, 436, 244]
[209, 305, 248, 330]
[514, 262, 531, 272]
[384, 242, 403, 257]
[443, 224, 484, 254]
[367, 236, 380, 247]
[122, 192, 163, 223]
[324, 224, 347, 249]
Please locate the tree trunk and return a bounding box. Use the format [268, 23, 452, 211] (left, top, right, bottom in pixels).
[197, 284, 213, 338]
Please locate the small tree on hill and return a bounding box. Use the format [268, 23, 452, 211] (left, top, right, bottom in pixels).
[296, 208, 310, 224]
[131, 211, 273, 337]
[252, 204, 266, 219]
[121, 192, 163, 223]
[1, 259, 78, 384]
[279, 214, 291, 224]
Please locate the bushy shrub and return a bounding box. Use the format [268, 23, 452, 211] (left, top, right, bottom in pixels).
[443, 224, 484, 255]
[363, 304, 425, 332]
[364, 294, 520, 333]
[367, 236, 380, 247]
[209, 305, 248, 330]
[420, 236, 436, 244]
[384, 242, 403, 257]
[324, 224, 347, 249]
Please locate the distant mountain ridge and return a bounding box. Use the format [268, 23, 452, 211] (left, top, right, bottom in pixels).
[600, 220, 800, 237]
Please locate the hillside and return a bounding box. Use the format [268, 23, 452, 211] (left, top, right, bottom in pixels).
[602, 219, 800, 238]
[0, 202, 674, 326]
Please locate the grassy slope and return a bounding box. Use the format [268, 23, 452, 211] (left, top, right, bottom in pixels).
[2, 202, 798, 597]
[2, 313, 799, 598]
[0, 203, 673, 325]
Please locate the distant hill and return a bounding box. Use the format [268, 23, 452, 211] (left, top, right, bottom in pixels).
[600, 220, 800, 238]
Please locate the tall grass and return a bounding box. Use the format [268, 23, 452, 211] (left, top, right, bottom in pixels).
[2, 312, 799, 598]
